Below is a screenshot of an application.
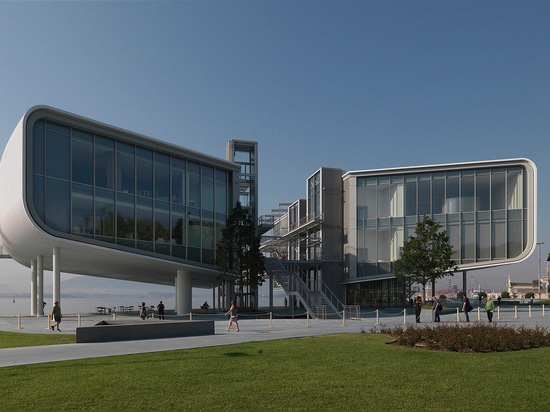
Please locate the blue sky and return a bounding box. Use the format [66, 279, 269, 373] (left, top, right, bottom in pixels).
[0, 1, 549, 293]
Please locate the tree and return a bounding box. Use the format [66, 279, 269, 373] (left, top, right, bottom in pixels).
[394, 215, 458, 302]
[216, 202, 265, 310]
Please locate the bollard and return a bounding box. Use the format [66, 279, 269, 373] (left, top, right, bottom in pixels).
[190, 312, 193, 321]
[78, 313, 81, 327]
[17, 314, 22, 330]
[403, 308, 407, 325]
[514, 305, 518, 319]
[476, 307, 480, 321]
[375, 309, 380, 326]
[47, 313, 52, 330]
[342, 309, 348, 326]
[269, 312, 273, 328]
[152, 312, 155, 320]
[528, 305, 532, 318]
[305, 311, 311, 328]
[113, 312, 117, 320]
[456, 308, 460, 322]
[497, 306, 501, 320]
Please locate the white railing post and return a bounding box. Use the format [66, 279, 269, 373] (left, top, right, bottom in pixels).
[456, 308, 460, 322]
[403, 308, 407, 324]
[305, 311, 311, 328]
[375, 309, 380, 325]
[17, 314, 22, 330]
[514, 305, 518, 319]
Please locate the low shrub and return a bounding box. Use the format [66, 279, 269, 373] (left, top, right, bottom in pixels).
[376, 323, 550, 353]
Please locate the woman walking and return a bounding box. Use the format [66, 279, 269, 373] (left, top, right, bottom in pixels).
[225, 300, 240, 332]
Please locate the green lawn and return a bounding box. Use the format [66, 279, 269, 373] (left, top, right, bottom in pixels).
[2, 333, 550, 411]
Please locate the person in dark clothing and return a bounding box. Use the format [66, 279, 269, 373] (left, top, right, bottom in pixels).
[157, 301, 165, 320]
[414, 296, 423, 323]
[50, 301, 62, 331]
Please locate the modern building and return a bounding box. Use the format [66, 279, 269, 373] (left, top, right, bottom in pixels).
[261, 159, 537, 313]
[0, 106, 242, 315]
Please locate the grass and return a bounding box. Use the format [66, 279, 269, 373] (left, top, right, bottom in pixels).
[0, 331, 74, 348]
[2, 332, 550, 411]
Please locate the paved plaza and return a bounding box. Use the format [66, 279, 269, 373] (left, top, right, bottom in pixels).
[1, 305, 550, 368]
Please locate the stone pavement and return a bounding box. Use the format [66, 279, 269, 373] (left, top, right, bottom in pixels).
[1, 306, 550, 368]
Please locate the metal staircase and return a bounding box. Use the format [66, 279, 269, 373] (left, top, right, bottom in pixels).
[264, 257, 342, 319]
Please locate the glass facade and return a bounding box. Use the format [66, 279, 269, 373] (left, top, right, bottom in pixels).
[355, 166, 528, 278]
[29, 119, 232, 266]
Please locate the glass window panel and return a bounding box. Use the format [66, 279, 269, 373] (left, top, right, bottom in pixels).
[33, 126, 45, 175]
[188, 171, 200, 208]
[202, 216, 214, 264]
[116, 151, 135, 194]
[418, 180, 430, 215]
[155, 152, 170, 165]
[492, 221, 506, 259]
[45, 130, 70, 180]
[445, 176, 459, 213]
[491, 172, 506, 210]
[447, 223, 460, 261]
[155, 162, 170, 201]
[432, 178, 445, 214]
[188, 207, 201, 247]
[96, 135, 115, 148]
[155, 204, 170, 255]
[171, 204, 186, 259]
[188, 161, 200, 174]
[171, 167, 184, 204]
[95, 145, 114, 189]
[215, 180, 227, 215]
[172, 157, 185, 170]
[376, 183, 389, 218]
[137, 147, 152, 159]
[507, 170, 523, 210]
[389, 182, 404, 217]
[476, 173, 490, 211]
[136, 157, 153, 197]
[507, 220, 523, 258]
[461, 174, 474, 212]
[136, 197, 153, 251]
[117, 141, 134, 154]
[202, 175, 214, 212]
[116, 193, 135, 247]
[72, 138, 93, 185]
[71, 184, 94, 236]
[95, 189, 114, 241]
[364, 185, 377, 219]
[45, 178, 70, 232]
[461, 223, 474, 263]
[45, 121, 70, 135]
[476, 222, 490, 261]
[405, 181, 416, 216]
[72, 129, 93, 142]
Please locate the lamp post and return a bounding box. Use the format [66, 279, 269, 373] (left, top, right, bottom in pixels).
[537, 242, 544, 296]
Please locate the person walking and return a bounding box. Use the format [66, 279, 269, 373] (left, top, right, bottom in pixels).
[50, 300, 62, 331]
[157, 301, 165, 320]
[462, 293, 472, 322]
[139, 302, 147, 320]
[432, 296, 442, 323]
[225, 300, 240, 332]
[414, 296, 423, 323]
[485, 296, 495, 322]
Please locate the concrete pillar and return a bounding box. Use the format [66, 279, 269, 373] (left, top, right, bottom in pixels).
[176, 270, 192, 315]
[37, 255, 44, 316]
[53, 246, 61, 305]
[31, 259, 37, 316]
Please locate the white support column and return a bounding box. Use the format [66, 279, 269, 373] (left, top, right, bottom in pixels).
[31, 259, 37, 316]
[37, 255, 44, 316]
[53, 246, 61, 305]
[176, 270, 192, 315]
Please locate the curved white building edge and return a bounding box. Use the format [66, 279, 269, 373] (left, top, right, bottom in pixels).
[0, 106, 240, 315]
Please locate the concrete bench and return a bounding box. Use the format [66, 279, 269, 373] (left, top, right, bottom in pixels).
[76, 320, 214, 343]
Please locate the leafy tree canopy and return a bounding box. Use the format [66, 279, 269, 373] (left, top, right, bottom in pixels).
[216, 202, 265, 308]
[394, 215, 458, 298]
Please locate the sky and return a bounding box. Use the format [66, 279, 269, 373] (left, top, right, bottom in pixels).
[0, 0, 549, 294]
